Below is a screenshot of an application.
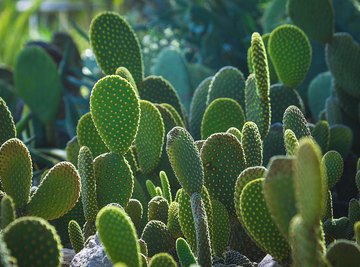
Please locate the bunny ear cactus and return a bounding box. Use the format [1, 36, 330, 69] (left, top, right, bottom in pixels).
[268, 24, 312, 88]
[312, 120, 330, 153]
[284, 129, 299, 156]
[65, 136, 81, 167]
[68, 220, 84, 253]
[0, 97, 15, 145]
[283, 105, 311, 140]
[96, 206, 141, 267]
[167, 201, 182, 239]
[149, 253, 177, 267]
[115, 66, 138, 95]
[89, 11, 143, 84]
[176, 238, 197, 267]
[3, 217, 62, 267]
[148, 196, 169, 224]
[125, 199, 143, 234]
[263, 123, 286, 165]
[325, 239, 360, 267]
[160, 103, 185, 128]
[322, 151, 343, 189]
[1, 195, 15, 229]
[241, 122, 263, 167]
[328, 125, 353, 159]
[90, 75, 140, 155]
[211, 200, 230, 256]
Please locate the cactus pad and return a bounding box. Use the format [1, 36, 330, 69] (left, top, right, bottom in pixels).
[148, 253, 177, 267]
[283, 105, 311, 140]
[0, 97, 15, 145]
[241, 122, 263, 167]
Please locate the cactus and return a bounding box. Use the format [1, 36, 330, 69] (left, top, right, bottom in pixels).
[3, 217, 62, 267]
[94, 152, 134, 208]
[167, 201, 182, 239]
[201, 98, 245, 140]
[96, 206, 141, 267]
[176, 238, 197, 267]
[0, 234, 17, 267]
[89, 11, 143, 84]
[326, 239, 360, 267]
[207, 66, 245, 109]
[322, 151, 343, 189]
[148, 196, 169, 224]
[284, 129, 299, 156]
[1, 195, 15, 229]
[268, 24, 312, 88]
[160, 171, 172, 203]
[68, 220, 84, 253]
[241, 122, 263, 167]
[283, 105, 311, 139]
[226, 127, 242, 141]
[328, 125, 353, 159]
[90, 75, 140, 155]
[263, 123, 286, 165]
[65, 136, 81, 167]
[146, 180, 158, 199]
[0, 97, 15, 145]
[160, 103, 185, 128]
[115, 66, 138, 95]
[312, 120, 330, 153]
[211, 200, 230, 256]
[125, 199, 143, 234]
[148, 253, 177, 267]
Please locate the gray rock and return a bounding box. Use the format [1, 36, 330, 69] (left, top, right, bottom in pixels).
[258, 255, 282, 267]
[70, 233, 112, 267]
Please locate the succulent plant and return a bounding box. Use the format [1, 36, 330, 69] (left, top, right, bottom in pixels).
[176, 237, 197, 267]
[68, 220, 84, 253]
[0, 97, 15, 146]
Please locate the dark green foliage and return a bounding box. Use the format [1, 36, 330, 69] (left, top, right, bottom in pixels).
[0, 97, 15, 146]
[68, 220, 84, 253]
[167, 201, 182, 239]
[1, 195, 15, 229]
[125, 199, 143, 234]
[263, 123, 285, 165]
[326, 240, 360, 267]
[312, 120, 330, 153]
[148, 196, 169, 224]
[211, 200, 230, 256]
[65, 136, 81, 167]
[0, 234, 17, 267]
[329, 125, 353, 159]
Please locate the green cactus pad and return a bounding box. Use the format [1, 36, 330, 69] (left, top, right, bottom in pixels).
[241, 122, 263, 167]
[333, 82, 358, 122]
[329, 125, 353, 159]
[190, 77, 212, 140]
[26, 162, 80, 220]
[207, 66, 245, 108]
[312, 120, 330, 153]
[201, 98, 245, 140]
[1, 195, 15, 229]
[0, 234, 17, 267]
[240, 178, 290, 260]
[226, 127, 242, 141]
[115, 66, 138, 95]
[89, 12, 143, 84]
[263, 123, 286, 166]
[264, 156, 297, 239]
[295, 138, 327, 226]
[268, 24, 312, 88]
[211, 200, 230, 256]
[125, 199, 143, 234]
[166, 127, 204, 195]
[3, 217, 62, 267]
[251, 32, 270, 100]
[77, 112, 109, 158]
[90, 75, 140, 155]
[146, 180, 158, 199]
[149, 253, 176, 267]
[159, 171, 172, 204]
[65, 136, 81, 167]
[201, 133, 246, 214]
[167, 201, 182, 239]
[78, 146, 98, 222]
[176, 238, 197, 267]
[270, 84, 304, 123]
[148, 196, 169, 224]
[287, 0, 334, 43]
[0, 138, 32, 211]
[141, 220, 175, 256]
[94, 152, 134, 208]
[245, 74, 271, 139]
[322, 151, 343, 189]
[96, 206, 141, 266]
[283, 105, 311, 140]
[135, 100, 165, 174]
[68, 220, 84, 253]
[160, 103, 185, 128]
[0, 97, 15, 145]
[326, 239, 360, 267]
[325, 33, 360, 98]
[284, 129, 299, 156]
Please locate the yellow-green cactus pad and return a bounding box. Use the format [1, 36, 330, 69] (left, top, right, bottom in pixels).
[0, 138, 32, 210]
[96, 206, 141, 266]
[322, 151, 343, 189]
[226, 127, 242, 141]
[89, 12, 143, 84]
[149, 253, 177, 267]
[26, 162, 81, 220]
[94, 152, 134, 208]
[125, 199, 143, 234]
[241, 122, 263, 167]
[288, 0, 334, 43]
[284, 129, 299, 156]
[135, 100, 165, 174]
[201, 98, 245, 140]
[240, 178, 289, 260]
[211, 200, 230, 256]
[0, 97, 15, 145]
[201, 133, 246, 214]
[90, 75, 140, 155]
[77, 112, 109, 158]
[148, 196, 169, 224]
[268, 24, 312, 88]
[283, 105, 311, 140]
[167, 201, 182, 239]
[1, 195, 15, 229]
[68, 220, 84, 253]
[116, 66, 138, 95]
[3, 217, 62, 267]
[176, 238, 197, 267]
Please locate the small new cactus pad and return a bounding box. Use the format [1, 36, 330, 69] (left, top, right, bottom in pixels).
[245, 74, 271, 139]
[0, 234, 17, 267]
[146, 180, 158, 199]
[326, 239, 360, 267]
[240, 178, 290, 260]
[14, 46, 62, 124]
[270, 84, 304, 123]
[26, 162, 81, 220]
[0, 138, 32, 210]
[241, 122, 263, 167]
[3, 217, 62, 267]
[295, 138, 327, 226]
[160, 103, 185, 128]
[207, 66, 245, 108]
[211, 200, 230, 256]
[94, 152, 133, 208]
[148, 196, 169, 224]
[160, 171, 172, 203]
[0, 97, 15, 145]
[141, 220, 175, 256]
[234, 166, 267, 224]
[264, 156, 297, 239]
[167, 201, 182, 239]
[201, 133, 246, 214]
[326, 33, 360, 98]
[176, 238, 197, 267]
[284, 129, 299, 156]
[68, 220, 84, 253]
[1, 195, 15, 229]
[226, 127, 242, 141]
[77, 112, 109, 158]
[283, 105, 311, 140]
[268, 24, 312, 88]
[115, 66, 138, 95]
[201, 98, 245, 140]
[65, 136, 81, 167]
[125, 199, 143, 233]
[190, 77, 212, 140]
[312, 120, 330, 153]
[166, 127, 204, 195]
[287, 0, 334, 43]
[251, 32, 270, 100]
[90, 75, 140, 155]
[78, 146, 98, 222]
[322, 151, 343, 189]
[89, 12, 143, 84]
[96, 206, 141, 266]
[135, 100, 165, 174]
[138, 76, 184, 119]
[148, 253, 177, 267]
[328, 125, 353, 159]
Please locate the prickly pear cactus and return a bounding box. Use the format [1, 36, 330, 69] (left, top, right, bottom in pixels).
[0, 97, 15, 145]
[148, 253, 177, 267]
